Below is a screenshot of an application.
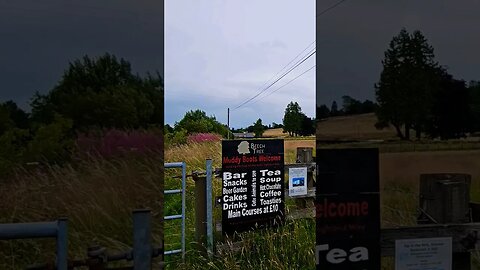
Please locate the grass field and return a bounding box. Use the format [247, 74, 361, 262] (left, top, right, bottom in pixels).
[2, 133, 480, 269]
[0, 155, 165, 269]
[317, 113, 397, 141]
[164, 142, 480, 269]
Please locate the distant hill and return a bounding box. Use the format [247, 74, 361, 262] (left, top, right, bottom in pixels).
[316, 113, 397, 141]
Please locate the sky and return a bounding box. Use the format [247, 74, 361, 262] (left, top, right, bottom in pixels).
[165, 0, 316, 128]
[166, 0, 480, 128]
[0, 0, 163, 110]
[1, 1, 479, 130]
[316, 0, 480, 112]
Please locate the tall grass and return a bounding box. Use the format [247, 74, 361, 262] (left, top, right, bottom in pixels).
[0, 154, 164, 269]
[3, 138, 479, 269]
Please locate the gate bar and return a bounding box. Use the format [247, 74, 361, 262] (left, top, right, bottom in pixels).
[163, 162, 186, 261]
[206, 159, 214, 255]
[0, 218, 68, 270]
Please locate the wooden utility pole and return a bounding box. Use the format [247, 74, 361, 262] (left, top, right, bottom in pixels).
[227, 108, 230, 139]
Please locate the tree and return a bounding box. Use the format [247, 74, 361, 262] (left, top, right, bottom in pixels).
[469, 81, 480, 133]
[283, 102, 303, 136]
[316, 104, 330, 120]
[299, 115, 315, 136]
[1, 101, 29, 129]
[271, 122, 283, 129]
[361, 100, 376, 114]
[341, 95, 363, 115]
[252, 118, 265, 137]
[424, 70, 472, 139]
[30, 53, 163, 131]
[0, 106, 14, 136]
[330, 101, 339, 117]
[375, 28, 438, 140]
[174, 109, 228, 136]
[164, 124, 174, 134]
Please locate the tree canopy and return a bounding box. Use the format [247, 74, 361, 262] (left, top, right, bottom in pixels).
[375, 28, 473, 140]
[30, 53, 164, 131]
[252, 118, 265, 137]
[283, 102, 314, 136]
[174, 109, 228, 136]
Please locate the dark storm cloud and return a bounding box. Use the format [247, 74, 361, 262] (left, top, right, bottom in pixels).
[0, 0, 163, 109]
[316, 0, 480, 106]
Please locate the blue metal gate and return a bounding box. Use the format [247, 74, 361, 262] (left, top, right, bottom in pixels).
[164, 162, 186, 260]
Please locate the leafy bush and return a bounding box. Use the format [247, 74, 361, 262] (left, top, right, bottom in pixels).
[165, 128, 188, 146]
[0, 128, 30, 176]
[26, 115, 74, 163]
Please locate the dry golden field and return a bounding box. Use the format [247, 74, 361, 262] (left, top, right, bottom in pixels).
[262, 128, 288, 138]
[284, 139, 315, 152]
[264, 113, 395, 141]
[317, 113, 397, 140]
[380, 150, 480, 190]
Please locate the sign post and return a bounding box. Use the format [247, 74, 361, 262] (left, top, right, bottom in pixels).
[315, 148, 381, 270]
[221, 139, 285, 235]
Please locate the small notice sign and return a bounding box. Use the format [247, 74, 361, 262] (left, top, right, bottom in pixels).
[288, 167, 308, 197]
[395, 237, 452, 270]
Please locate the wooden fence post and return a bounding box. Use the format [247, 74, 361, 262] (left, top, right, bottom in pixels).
[418, 173, 472, 270]
[294, 147, 314, 209]
[193, 174, 207, 255]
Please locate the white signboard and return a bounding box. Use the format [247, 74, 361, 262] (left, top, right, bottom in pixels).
[395, 237, 452, 270]
[288, 167, 308, 197]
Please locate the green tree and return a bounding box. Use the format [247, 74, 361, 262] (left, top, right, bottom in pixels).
[271, 122, 283, 129]
[361, 100, 376, 114]
[26, 114, 74, 163]
[424, 70, 472, 139]
[30, 53, 163, 131]
[316, 104, 330, 120]
[330, 101, 339, 116]
[0, 106, 14, 136]
[341, 95, 363, 115]
[469, 81, 480, 133]
[299, 114, 315, 136]
[174, 109, 228, 136]
[283, 102, 303, 136]
[1, 101, 29, 129]
[252, 118, 265, 137]
[375, 28, 438, 140]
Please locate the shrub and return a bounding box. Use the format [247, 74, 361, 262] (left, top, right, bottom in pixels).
[76, 129, 163, 158]
[187, 133, 222, 143]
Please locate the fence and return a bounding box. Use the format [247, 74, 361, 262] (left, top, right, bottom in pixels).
[209, 147, 480, 269]
[0, 219, 68, 270]
[0, 211, 162, 270]
[164, 162, 187, 260]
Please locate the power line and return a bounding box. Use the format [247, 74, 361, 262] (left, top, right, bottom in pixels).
[232, 0, 348, 111]
[233, 48, 316, 110]
[255, 41, 315, 92]
[249, 65, 316, 106]
[316, 0, 348, 17]
[232, 41, 315, 110]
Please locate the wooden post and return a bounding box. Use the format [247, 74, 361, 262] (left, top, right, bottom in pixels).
[418, 173, 472, 270]
[295, 147, 314, 208]
[193, 174, 207, 255]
